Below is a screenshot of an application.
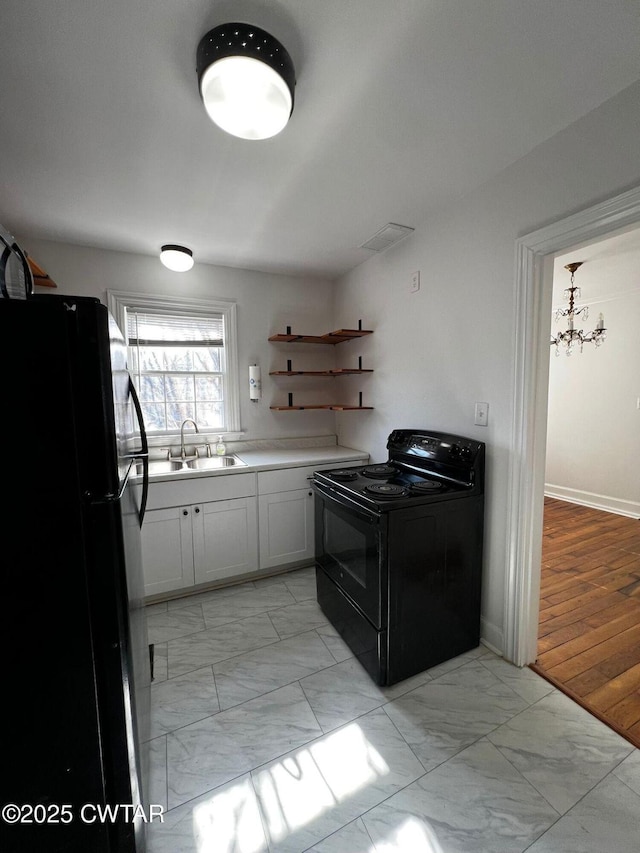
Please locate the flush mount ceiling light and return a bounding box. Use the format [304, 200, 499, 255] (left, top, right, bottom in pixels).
[160, 245, 194, 272]
[196, 22, 296, 140]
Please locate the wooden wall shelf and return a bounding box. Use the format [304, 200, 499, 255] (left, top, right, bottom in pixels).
[268, 321, 374, 411]
[268, 327, 373, 345]
[270, 404, 374, 411]
[269, 368, 373, 376]
[27, 255, 57, 288]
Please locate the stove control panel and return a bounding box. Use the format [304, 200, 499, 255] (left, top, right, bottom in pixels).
[387, 430, 483, 467]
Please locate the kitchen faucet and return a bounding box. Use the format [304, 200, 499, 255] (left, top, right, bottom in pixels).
[179, 418, 199, 460]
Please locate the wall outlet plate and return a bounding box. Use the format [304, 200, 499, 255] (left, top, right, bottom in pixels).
[411, 271, 420, 293]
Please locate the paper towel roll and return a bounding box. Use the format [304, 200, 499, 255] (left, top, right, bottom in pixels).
[249, 364, 261, 400]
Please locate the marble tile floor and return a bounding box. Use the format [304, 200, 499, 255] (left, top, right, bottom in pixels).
[145, 566, 640, 852]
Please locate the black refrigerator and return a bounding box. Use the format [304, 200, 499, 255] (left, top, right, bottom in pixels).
[1, 294, 151, 852]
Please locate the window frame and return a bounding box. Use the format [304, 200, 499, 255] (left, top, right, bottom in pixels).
[107, 290, 241, 436]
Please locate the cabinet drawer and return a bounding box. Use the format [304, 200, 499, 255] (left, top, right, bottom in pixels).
[258, 460, 365, 495]
[147, 471, 257, 510]
[258, 465, 318, 495]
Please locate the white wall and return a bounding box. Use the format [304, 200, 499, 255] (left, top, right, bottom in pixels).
[546, 234, 640, 517]
[20, 237, 338, 441]
[334, 79, 640, 653]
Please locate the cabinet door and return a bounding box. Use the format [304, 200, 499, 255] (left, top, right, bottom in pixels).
[258, 488, 315, 570]
[141, 506, 194, 596]
[192, 498, 258, 585]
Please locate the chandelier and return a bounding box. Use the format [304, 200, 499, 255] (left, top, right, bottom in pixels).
[550, 262, 606, 356]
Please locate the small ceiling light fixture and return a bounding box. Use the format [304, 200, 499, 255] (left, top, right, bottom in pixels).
[160, 245, 194, 272]
[196, 22, 296, 140]
[550, 261, 606, 356]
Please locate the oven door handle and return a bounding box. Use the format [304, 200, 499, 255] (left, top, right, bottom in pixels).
[312, 481, 380, 525]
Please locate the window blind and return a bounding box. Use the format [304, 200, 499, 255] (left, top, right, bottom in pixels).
[127, 311, 224, 346]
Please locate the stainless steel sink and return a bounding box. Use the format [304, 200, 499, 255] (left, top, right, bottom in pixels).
[146, 455, 246, 476]
[187, 455, 245, 470]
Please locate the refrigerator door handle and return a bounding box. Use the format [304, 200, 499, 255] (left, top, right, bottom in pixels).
[114, 458, 137, 500]
[12, 240, 34, 297]
[0, 234, 34, 298]
[128, 376, 149, 527]
[0, 244, 10, 298]
[93, 457, 136, 502]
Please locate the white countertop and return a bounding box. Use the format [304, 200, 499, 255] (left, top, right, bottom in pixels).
[134, 444, 368, 484]
[234, 446, 368, 471]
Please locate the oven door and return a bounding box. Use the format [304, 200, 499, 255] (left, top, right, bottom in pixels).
[313, 481, 385, 628]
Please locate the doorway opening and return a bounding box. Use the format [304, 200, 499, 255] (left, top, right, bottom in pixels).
[532, 232, 640, 747]
[504, 184, 640, 677]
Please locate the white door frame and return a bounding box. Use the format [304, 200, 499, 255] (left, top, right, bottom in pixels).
[503, 184, 640, 667]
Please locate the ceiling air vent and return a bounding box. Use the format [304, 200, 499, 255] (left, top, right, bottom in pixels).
[359, 223, 415, 252]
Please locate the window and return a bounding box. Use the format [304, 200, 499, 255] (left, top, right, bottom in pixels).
[108, 291, 240, 435]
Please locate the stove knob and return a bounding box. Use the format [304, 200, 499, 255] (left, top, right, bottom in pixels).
[450, 444, 461, 457]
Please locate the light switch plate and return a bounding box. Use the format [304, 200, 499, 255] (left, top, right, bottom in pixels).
[474, 402, 489, 426]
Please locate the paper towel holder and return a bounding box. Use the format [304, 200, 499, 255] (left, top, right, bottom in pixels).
[249, 364, 262, 401]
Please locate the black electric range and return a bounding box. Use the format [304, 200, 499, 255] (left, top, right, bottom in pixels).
[313, 430, 485, 685]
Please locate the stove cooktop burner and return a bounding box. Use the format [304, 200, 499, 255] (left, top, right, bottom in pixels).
[330, 469, 359, 481]
[314, 430, 483, 513]
[410, 479, 443, 494]
[363, 464, 396, 479]
[363, 483, 409, 498]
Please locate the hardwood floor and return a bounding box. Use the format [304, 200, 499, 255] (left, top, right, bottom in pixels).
[532, 497, 640, 749]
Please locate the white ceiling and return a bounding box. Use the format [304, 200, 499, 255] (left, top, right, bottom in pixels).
[1, 0, 639, 280]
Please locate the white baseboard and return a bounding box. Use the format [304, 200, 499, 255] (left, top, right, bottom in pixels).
[480, 617, 503, 657]
[544, 484, 640, 519]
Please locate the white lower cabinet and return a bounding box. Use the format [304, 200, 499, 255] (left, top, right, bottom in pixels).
[193, 497, 258, 585]
[141, 459, 367, 598]
[141, 505, 194, 596]
[256, 460, 366, 571]
[141, 472, 258, 597]
[258, 488, 314, 569]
